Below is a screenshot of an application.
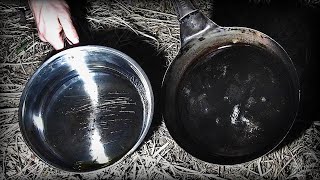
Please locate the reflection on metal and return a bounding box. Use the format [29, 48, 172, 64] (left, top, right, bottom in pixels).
[68, 52, 98, 104]
[90, 124, 109, 163]
[230, 104, 240, 124]
[68, 52, 109, 164]
[33, 114, 44, 132]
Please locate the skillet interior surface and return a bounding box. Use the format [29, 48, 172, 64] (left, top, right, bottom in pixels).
[19, 46, 153, 172]
[163, 27, 299, 164]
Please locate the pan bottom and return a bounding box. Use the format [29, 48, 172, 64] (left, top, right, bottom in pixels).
[35, 68, 144, 171]
[176, 44, 296, 161]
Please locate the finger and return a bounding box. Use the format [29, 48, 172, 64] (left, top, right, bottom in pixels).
[46, 34, 64, 50]
[38, 32, 47, 42]
[58, 14, 79, 44]
[33, 10, 47, 42]
[41, 15, 64, 50]
[43, 27, 64, 50]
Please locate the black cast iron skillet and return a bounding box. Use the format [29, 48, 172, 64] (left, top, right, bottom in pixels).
[162, 0, 300, 164]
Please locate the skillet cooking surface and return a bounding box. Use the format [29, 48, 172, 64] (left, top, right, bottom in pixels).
[175, 44, 296, 162]
[43, 68, 144, 170]
[19, 46, 152, 172]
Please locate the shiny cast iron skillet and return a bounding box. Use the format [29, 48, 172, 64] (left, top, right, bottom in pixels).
[162, 0, 300, 164]
[19, 46, 153, 172]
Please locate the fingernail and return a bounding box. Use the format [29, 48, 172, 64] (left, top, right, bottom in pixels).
[72, 37, 79, 44]
[56, 43, 64, 50]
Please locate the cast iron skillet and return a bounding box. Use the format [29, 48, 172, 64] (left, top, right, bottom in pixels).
[162, 0, 300, 164]
[19, 46, 154, 172]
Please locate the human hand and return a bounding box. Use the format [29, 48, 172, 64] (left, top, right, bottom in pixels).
[28, 0, 79, 50]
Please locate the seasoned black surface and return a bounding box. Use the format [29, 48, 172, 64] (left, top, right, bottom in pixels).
[212, 0, 320, 142]
[177, 44, 294, 158]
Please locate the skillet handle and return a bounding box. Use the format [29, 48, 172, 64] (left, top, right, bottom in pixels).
[171, 0, 219, 46]
[171, 0, 197, 21]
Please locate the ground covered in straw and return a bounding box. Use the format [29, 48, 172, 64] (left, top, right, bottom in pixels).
[0, 0, 319, 179]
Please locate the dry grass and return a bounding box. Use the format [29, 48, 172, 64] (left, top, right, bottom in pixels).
[1, 0, 319, 179]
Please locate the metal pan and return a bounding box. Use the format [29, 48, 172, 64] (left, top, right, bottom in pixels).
[19, 46, 153, 172]
[162, 0, 300, 164]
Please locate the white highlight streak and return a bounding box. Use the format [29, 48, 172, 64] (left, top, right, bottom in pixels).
[230, 104, 240, 124]
[33, 114, 44, 132]
[68, 52, 108, 164]
[90, 126, 109, 163]
[68, 52, 98, 105]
